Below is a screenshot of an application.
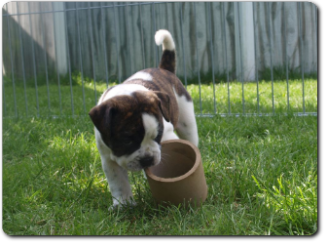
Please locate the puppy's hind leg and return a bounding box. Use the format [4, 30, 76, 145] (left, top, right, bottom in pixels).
[175, 95, 199, 147]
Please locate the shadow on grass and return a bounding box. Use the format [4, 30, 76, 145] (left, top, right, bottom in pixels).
[3, 76, 109, 117]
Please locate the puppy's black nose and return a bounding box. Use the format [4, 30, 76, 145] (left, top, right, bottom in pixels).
[139, 155, 154, 168]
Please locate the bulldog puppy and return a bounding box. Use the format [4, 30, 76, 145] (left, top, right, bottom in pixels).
[89, 29, 199, 209]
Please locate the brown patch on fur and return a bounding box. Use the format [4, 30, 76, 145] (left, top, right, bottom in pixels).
[133, 90, 171, 124]
[159, 50, 176, 74]
[125, 112, 133, 119]
[124, 77, 178, 127]
[124, 68, 191, 100]
[123, 68, 193, 127]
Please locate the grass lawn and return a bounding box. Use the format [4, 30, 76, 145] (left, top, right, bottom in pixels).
[2, 74, 317, 117]
[2, 75, 317, 235]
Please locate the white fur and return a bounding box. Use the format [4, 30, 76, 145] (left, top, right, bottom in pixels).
[100, 154, 133, 208]
[155, 29, 175, 51]
[142, 113, 159, 140]
[99, 71, 153, 104]
[174, 89, 199, 147]
[161, 119, 179, 142]
[95, 129, 134, 208]
[125, 71, 153, 82]
[99, 84, 148, 104]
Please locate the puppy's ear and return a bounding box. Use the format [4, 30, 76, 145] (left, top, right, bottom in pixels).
[154, 92, 171, 122]
[89, 101, 115, 135]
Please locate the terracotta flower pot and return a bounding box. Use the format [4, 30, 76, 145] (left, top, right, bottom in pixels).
[145, 139, 208, 207]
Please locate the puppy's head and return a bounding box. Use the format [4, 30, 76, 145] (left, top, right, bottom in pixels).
[89, 90, 170, 171]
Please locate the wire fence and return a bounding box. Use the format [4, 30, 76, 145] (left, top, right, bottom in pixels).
[2, 2, 317, 119]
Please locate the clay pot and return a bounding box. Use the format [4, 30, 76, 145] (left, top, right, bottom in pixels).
[145, 139, 207, 207]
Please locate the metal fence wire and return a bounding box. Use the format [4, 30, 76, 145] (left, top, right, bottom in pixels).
[2, 2, 317, 118]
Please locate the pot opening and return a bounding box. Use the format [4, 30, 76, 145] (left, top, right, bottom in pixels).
[148, 141, 197, 179]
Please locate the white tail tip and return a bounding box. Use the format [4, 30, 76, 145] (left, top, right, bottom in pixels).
[154, 29, 175, 51]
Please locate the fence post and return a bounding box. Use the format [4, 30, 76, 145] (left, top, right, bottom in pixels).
[234, 2, 256, 82]
[53, 2, 68, 75]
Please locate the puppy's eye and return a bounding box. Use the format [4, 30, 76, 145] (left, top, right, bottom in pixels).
[122, 137, 133, 146]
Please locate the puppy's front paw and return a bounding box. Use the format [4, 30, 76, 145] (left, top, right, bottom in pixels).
[108, 199, 136, 211]
[108, 203, 119, 211]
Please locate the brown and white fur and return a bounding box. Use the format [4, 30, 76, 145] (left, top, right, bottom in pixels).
[89, 29, 198, 209]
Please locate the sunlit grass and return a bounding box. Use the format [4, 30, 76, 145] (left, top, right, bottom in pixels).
[187, 79, 317, 115]
[252, 171, 317, 235]
[2, 74, 317, 117]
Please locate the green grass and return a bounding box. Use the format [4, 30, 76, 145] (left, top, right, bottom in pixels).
[2, 73, 317, 117]
[190, 79, 317, 115]
[2, 75, 317, 235]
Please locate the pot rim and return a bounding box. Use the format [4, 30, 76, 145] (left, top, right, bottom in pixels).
[145, 139, 201, 183]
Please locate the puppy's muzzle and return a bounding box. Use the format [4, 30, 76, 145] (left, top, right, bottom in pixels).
[139, 155, 155, 168]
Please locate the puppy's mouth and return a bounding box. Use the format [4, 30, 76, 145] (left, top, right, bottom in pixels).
[139, 155, 156, 168]
[125, 156, 160, 171]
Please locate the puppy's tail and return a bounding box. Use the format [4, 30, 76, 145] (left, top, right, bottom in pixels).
[155, 29, 176, 74]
